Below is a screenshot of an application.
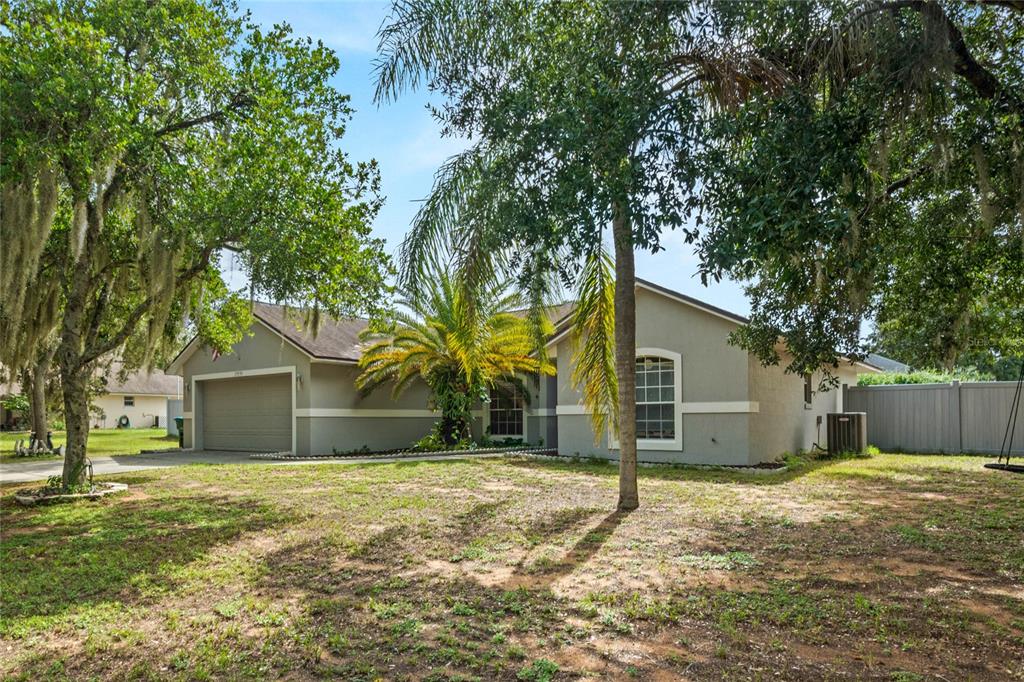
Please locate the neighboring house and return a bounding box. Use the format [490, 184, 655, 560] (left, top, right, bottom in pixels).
[1, 365, 182, 431]
[92, 364, 183, 429]
[166, 280, 881, 464]
[864, 353, 910, 373]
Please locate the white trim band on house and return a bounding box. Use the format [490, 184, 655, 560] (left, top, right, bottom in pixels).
[295, 408, 491, 418]
[557, 401, 760, 415]
[297, 408, 438, 418]
[681, 401, 759, 414]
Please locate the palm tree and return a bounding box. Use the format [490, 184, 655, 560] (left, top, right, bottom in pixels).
[356, 272, 555, 445]
[374, 0, 784, 509]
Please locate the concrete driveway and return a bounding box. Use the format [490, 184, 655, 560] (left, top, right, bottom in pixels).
[0, 450, 505, 484]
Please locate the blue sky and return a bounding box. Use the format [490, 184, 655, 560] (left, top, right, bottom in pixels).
[230, 0, 751, 317]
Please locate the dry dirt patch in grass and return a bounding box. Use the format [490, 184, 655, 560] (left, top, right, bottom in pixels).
[1, 454, 1022, 680]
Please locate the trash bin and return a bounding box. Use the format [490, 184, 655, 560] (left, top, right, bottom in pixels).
[174, 417, 184, 448]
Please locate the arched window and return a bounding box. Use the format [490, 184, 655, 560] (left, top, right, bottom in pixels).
[635, 356, 675, 439]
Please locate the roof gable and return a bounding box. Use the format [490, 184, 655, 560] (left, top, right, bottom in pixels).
[546, 279, 748, 347]
[251, 303, 368, 362]
[166, 302, 369, 374]
[545, 279, 882, 373]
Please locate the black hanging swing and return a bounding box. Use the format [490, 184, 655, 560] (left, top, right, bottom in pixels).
[984, 361, 1024, 474]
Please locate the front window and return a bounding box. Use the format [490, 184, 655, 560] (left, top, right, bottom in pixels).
[489, 387, 524, 437]
[635, 357, 675, 439]
[123, 396, 135, 407]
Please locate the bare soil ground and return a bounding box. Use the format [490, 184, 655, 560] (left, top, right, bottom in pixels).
[1, 453, 1022, 680]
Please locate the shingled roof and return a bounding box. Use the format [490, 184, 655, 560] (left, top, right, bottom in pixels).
[252, 302, 369, 362]
[2, 365, 182, 396]
[250, 301, 577, 363]
[102, 363, 183, 396]
[169, 282, 884, 373]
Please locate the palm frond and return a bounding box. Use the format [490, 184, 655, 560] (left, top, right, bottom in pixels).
[374, 0, 504, 104]
[517, 241, 562, 371]
[569, 246, 618, 443]
[355, 261, 547, 415]
[399, 144, 506, 298]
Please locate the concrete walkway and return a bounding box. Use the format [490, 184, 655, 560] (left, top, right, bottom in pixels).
[0, 450, 505, 484]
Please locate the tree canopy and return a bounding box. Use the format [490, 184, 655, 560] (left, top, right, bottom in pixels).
[697, 0, 1024, 380]
[1, 0, 391, 485]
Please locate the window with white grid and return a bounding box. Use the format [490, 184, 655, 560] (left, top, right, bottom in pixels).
[635, 357, 675, 440]
[489, 386, 524, 437]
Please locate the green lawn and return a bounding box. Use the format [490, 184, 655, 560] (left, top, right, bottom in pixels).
[2, 453, 1022, 680]
[0, 428, 178, 462]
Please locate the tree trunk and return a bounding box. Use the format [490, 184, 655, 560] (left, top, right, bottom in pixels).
[60, 364, 91, 487]
[611, 202, 639, 511]
[29, 359, 48, 440]
[59, 216, 95, 488]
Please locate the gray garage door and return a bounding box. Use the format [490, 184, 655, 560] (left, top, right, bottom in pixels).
[201, 374, 291, 452]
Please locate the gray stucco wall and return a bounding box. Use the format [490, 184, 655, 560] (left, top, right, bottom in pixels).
[309, 416, 439, 454]
[179, 322, 311, 450]
[177, 324, 552, 455]
[306, 362, 439, 453]
[516, 368, 557, 448]
[555, 287, 754, 465]
[747, 357, 859, 463]
[308, 363, 432, 410]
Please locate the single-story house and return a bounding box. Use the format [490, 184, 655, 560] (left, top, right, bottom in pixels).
[91, 363, 183, 429]
[0, 364, 182, 431]
[166, 279, 881, 464]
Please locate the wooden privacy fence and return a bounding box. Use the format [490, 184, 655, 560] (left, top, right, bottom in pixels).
[843, 382, 1024, 455]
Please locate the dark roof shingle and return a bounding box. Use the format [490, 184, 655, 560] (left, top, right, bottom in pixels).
[252, 303, 369, 362]
[103, 363, 183, 396]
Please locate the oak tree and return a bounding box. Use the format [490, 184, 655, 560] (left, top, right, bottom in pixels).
[1, 0, 390, 486]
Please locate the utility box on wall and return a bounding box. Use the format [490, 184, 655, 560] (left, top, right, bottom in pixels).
[827, 412, 867, 455]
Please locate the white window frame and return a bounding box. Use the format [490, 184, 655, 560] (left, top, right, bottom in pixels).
[610, 347, 682, 452]
[123, 396, 135, 407]
[484, 384, 527, 440]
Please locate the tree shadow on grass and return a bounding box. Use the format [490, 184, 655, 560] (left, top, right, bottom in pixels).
[451, 499, 509, 540]
[510, 509, 631, 589]
[502, 453, 1024, 490]
[7, 486, 1024, 680]
[0, 492, 289, 635]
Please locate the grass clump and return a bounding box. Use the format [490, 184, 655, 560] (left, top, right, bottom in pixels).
[517, 658, 559, 682]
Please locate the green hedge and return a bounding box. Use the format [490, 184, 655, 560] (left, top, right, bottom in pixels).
[857, 368, 994, 386]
